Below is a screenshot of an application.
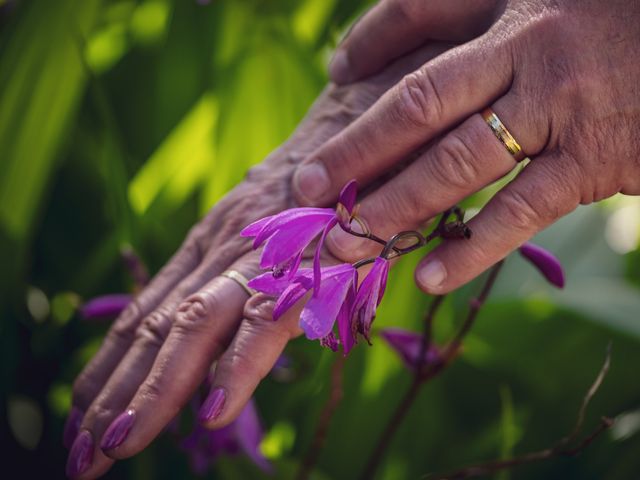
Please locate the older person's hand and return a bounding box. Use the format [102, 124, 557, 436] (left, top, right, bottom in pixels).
[293, 0, 640, 294]
[64, 44, 451, 479]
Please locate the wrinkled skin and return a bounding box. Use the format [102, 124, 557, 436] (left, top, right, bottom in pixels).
[292, 0, 640, 293]
[66, 45, 449, 479]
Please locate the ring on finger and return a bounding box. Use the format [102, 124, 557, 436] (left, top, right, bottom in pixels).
[481, 107, 527, 162]
[220, 270, 256, 297]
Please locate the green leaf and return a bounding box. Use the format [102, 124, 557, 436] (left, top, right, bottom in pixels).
[0, 0, 101, 241]
[128, 92, 218, 216]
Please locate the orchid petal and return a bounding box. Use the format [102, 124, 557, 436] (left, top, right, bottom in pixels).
[313, 218, 338, 295]
[338, 179, 358, 213]
[519, 242, 565, 288]
[248, 272, 296, 295]
[234, 399, 272, 473]
[380, 328, 440, 371]
[273, 279, 312, 320]
[251, 208, 334, 248]
[337, 271, 358, 355]
[80, 294, 132, 320]
[300, 266, 356, 340]
[287, 250, 304, 280]
[352, 258, 389, 341]
[240, 215, 275, 238]
[260, 212, 334, 268]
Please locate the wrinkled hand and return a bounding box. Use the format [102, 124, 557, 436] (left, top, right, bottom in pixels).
[64, 44, 448, 479]
[292, 0, 640, 293]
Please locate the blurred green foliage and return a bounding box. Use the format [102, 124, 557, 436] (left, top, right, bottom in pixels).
[1, 0, 640, 479]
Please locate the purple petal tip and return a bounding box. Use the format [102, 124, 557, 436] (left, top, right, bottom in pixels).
[519, 242, 565, 288]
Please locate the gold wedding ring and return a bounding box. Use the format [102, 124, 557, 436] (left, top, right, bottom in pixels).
[220, 270, 257, 297]
[481, 107, 527, 162]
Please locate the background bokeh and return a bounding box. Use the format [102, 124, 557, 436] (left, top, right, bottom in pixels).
[1, 0, 640, 479]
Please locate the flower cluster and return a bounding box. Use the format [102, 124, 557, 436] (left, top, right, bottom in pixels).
[242, 181, 566, 356]
[242, 181, 391, 355]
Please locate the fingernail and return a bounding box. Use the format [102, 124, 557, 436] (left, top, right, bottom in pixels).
[66, 429, 94, 478]
[63, 406, 84, 449]
[417, 260, 447, 291]
[329, 50, 353, 84]
[198, 387, 226, 423]
[294, 163, 330, 204]
[327, 227, 365, 256]
[101, 409, 136, 451]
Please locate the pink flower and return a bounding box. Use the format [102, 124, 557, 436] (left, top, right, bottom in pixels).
[80, 294, 132, 320]
[380, 328, 441, 372]
[181, 398, 271, 474]
[241, 181, 357, 291]
[249, 264, 357, 352]
[350, 257, 390, 348]
[519, 242, 565, 288]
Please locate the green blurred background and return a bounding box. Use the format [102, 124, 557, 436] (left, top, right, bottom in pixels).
[1, 0, 640, 478]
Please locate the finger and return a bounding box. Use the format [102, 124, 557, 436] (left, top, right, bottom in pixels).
[67, 236, 203, 435]
[100, 259, 261, 460]
[415, 152, 581, 293]
[325, 94, 550, 260]
[330, 0, 499, 84]
[293, 33, 514, 207]
[66, 254, 227, 479]
[199, 294, 303, 430]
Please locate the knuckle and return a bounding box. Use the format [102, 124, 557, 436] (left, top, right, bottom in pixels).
[396, 68, 443, 129]
[106, 301, 142, 345]
[137, 377, 163, 405]
[497, 187, 554, 232]
[428, 134, 481, 190]
[174, 293, 216, 333]
[85, 401, 117, 429]
[378, 184, 421, 229]
[135, 306, 174, 348]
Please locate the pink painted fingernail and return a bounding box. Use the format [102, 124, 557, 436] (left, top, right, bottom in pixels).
[198, 387, 226, 423]
[417, 259, 447, 291]
[329, 50, 353, 84]
[101, 409, 136, 451]
[66, 429, 94, 478]
[63, 406, 84, 449]
[293, 163, 330, 203]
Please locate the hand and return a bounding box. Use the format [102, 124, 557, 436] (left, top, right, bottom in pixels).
[292, 0, 640, 294]
[64, 44, 449, 479]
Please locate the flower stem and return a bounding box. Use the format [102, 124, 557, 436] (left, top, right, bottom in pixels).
[296, 354, 346, 480]
[359, 262, 504, 479]
[359, 294, 446, 480]
[427, 344, 614, 479]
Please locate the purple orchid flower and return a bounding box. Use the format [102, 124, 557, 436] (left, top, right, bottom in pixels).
[249, 264, 357, 352]
[351, 257, 390, 348]
[80, 294, 132, 320]
[241, 180, 357, 292]
[380, 328, 441, 372]
[519, 242, 565, 288]
[181, 398, 271, 475]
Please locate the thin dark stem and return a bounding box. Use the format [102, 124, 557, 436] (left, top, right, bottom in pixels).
[427, 419, 613, 480]
[360, 263, 504, 480]
[440, 261, 504, 363]
[359, 295, 447, 480]
[296, 355, 346, 480]
[358, 376, 423, 480]
[417, 295, 446, 374]
[345, 207, 470, 262]
[427, 345, 614, 480]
